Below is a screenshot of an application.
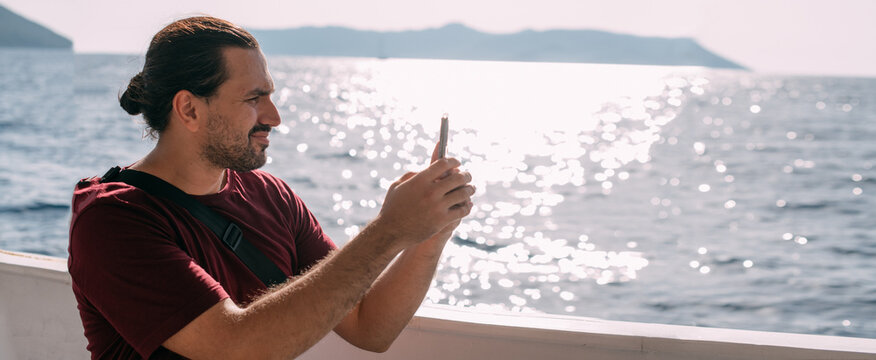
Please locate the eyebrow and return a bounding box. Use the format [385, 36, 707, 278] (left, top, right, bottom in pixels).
[244, 86, 274, 98]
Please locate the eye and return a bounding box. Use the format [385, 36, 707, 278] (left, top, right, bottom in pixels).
[246, 96, 260, 103]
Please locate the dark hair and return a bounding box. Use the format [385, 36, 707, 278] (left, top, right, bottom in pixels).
[119, 16, 259, 136]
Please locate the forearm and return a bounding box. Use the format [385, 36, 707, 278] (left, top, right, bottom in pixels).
[245, 221, 409, 358]
[170, 220, 407, 360]
[338, 232, 449, 351]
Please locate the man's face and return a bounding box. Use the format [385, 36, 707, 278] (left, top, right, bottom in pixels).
[200, 47, 280, 172]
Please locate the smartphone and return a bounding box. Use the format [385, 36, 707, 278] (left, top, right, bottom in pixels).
[438, 113, 449, 159]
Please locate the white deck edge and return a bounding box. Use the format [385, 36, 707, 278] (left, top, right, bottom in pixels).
[410, 303, 876, 354]
[3, 249, 875, 360]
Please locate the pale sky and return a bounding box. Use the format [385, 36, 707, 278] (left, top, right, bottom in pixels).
[4, 0, 875, 77]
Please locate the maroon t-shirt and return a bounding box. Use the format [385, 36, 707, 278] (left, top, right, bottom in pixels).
[68, 169, 336, 359]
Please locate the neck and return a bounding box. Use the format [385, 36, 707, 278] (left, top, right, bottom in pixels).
[131, 138, 227, 195]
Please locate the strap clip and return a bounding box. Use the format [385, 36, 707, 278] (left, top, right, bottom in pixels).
[222, 223, 243, 251]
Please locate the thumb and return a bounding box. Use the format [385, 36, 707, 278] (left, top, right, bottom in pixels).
[430, 141, 441, 164]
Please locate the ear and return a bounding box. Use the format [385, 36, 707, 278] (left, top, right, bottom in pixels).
[171, 90, 208, 133]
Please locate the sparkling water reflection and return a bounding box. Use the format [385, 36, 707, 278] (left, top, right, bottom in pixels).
[258, 58, 875, 338]
[264, 59, 689, 308]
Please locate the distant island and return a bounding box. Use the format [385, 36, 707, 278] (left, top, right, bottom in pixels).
[251, 24, 744, 69]
[0, 4, 72, 49]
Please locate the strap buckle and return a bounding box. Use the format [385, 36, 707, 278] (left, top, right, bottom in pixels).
[222, 223, 243, 251]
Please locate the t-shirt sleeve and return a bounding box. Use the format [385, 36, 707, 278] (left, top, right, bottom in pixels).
[68, 202, 229, 358]
[285, 188, 337, 271]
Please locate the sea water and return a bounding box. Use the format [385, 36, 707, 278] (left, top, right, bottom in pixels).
[1, 49, 874, 338]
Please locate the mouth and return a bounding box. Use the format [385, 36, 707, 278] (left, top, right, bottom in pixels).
[250, 132, 270, 146]
[249, 125, 273, 147]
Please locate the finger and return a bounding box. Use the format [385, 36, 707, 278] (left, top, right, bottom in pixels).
[433, 167, 460, 180]
[434, 171, 472, 197]
[441, 185, 476, 209]
[416, 157, 461, 183]
[431, 141, 440, 164]
[447, 200, 474, 219]
[437, 167, 458, 181]
[430, 142, 453, 180]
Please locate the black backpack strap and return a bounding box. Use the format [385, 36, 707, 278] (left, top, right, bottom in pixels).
[102, 166, 289, 287]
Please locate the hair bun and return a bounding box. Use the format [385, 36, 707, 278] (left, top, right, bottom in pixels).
[119, 72, 145, 115]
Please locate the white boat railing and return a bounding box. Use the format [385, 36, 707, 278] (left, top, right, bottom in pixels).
[2, 249, 875, 360]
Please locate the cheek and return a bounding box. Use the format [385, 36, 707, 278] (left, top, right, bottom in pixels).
[243, 106, 259, 126]
[230, 106, 258, 131]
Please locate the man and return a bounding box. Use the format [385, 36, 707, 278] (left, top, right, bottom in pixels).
[68, 16, 474, 359]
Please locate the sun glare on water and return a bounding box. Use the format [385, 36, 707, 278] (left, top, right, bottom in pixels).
[268, 57, 708, 313]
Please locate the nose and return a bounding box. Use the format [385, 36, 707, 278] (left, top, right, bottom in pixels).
[259, 97, 282, 127]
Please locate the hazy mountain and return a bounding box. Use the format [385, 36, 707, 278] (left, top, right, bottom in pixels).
[251, 23, 744, 69]
[0, 4, 72, 49]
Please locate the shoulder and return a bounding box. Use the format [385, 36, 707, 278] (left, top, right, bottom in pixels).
[68, 178, 185, 278]
[71, 177, 156, 219]
[69, 177, 181, 253]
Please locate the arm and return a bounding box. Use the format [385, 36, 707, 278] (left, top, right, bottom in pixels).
[333, 148, 473, 352]
[333, 225, 458, 352]
[162, 158, 474, 359]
